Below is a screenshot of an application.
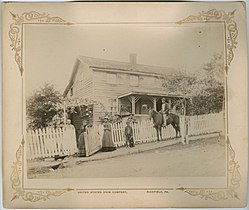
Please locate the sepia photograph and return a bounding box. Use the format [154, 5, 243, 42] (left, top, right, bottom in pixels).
[3, 2, 248, 208]
[25, 23, 226, 179]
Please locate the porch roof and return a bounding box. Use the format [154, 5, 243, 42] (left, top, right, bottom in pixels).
[118, 91, 193, 99]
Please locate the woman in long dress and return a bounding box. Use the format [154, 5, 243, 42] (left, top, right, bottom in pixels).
[101, 116, 116, 152]
[78, 121, 87, 157]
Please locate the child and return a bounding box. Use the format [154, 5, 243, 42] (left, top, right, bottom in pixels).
[125, 121, 134, 147]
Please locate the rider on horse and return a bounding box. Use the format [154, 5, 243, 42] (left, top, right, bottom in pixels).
[160, 98, 171, 126]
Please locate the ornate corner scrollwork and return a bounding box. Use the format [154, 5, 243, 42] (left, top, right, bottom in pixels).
[177, 9, 238, 73]
[8, 9, 241, 204]
[10, 141, 73, 202]
[9, 11, 70, 75]
[177, 138, 241, 201]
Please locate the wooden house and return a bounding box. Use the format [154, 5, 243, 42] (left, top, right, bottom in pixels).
[63, 54, 189, 126]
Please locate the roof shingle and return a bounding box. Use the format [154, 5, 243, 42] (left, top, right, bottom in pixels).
[78, 56, 175, 75]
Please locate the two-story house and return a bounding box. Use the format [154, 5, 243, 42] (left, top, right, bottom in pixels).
[63, 54, 188, 125]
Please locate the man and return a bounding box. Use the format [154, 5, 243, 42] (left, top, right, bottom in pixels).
[160, 98, 170, 125]
[125, 121, 134, 147]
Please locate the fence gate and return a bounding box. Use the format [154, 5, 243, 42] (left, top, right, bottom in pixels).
[84, 126, 102, 157]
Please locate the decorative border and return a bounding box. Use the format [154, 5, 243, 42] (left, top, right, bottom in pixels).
[177, 9, 238, 74]
[9, 9, 240, 203]
[177, 138, 241, 201]
[11, 141, 73, 202]
[9, 11, 70, 75]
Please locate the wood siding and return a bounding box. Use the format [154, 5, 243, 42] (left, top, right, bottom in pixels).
[66, 62, 94, 128]
[73, 62, 93, 100]
[68, 64, 168, 124]
[92, 69, 166, 123]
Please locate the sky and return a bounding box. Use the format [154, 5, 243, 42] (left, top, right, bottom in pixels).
[24, 23, 224, 97]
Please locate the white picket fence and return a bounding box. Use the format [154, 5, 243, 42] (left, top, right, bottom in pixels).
[111, 112, 224, 147]
[187, 112, 224, 136]
[27, 112, 224, 160]
[111, 118, 184, 147]
[26, 127, 77, 160]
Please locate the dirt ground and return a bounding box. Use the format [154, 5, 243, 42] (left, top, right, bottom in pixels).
[28, 136, 226, 179]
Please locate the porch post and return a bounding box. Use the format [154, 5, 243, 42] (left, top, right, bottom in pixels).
[131, 96, 135, 114]
[153, 97, 157, 110]
[168, 98, 171, 109]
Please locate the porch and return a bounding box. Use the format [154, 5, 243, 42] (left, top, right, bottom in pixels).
[118, 91, 191, 118]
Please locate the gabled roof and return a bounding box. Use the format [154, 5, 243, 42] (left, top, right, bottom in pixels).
[78, 56, 175, 76]
[63, 56, 176, 97]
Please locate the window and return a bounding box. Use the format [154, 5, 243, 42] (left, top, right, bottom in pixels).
[130, 75, 139, 86]
[108, 98, 117, 114]
[107, 73, 117, 84]
[117, 73, 126, 84]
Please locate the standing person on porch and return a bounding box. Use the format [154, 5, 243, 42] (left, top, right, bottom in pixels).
[160, 98, 170, 125]
[101, 116, 116, 152]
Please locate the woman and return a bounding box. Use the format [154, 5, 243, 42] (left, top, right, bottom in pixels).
[101, 116, 116, 152]
[77, 121, 87, 157]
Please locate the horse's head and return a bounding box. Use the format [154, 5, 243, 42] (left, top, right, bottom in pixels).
[148, 107, 154, 119]
[149, 108, 160, 123]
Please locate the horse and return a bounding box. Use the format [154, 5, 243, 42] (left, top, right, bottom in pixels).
[149, 109, 164, 141]
[149, 109, 181, 141]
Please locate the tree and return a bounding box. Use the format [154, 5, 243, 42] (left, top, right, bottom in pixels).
[202, 52, 224, 84]
[26, 84, 63, 130]
[186, 53, 225, 115]
[161, 52, 225, 115]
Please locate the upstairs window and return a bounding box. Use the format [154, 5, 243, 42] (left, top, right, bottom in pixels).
[107, 73, 117, 84]
[130, 75, 139, 86]
[108, 98, 117, 115]
[117, 73, 126, 84]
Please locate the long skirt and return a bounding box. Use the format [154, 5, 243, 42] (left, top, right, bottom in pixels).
[101, 130, 116, 152]
[78, 132, 86, 156]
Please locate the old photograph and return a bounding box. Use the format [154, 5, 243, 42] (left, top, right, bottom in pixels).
[25, 23, 226, 179]
[3, 2, 248, 208]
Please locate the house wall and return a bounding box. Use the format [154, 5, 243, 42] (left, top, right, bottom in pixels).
[68, 62, 94, 130]
[92, 69, 165, 124]
[73, 62, 93, 100]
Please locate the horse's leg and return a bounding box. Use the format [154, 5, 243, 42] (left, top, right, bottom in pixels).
[159, 127, 163, 141]
[156, 128, 159, 141]
[172, 124, 177, 139]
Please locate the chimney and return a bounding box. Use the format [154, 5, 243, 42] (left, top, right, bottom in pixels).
[129, 53, 137, 65]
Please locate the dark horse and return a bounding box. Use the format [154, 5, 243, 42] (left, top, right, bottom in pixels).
[149, 109, 181, 141]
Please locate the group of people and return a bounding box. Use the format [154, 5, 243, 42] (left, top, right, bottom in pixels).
[101, 114, 137, 151]
[65, 97, 172, 156]
[65, 113, 138, 157]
